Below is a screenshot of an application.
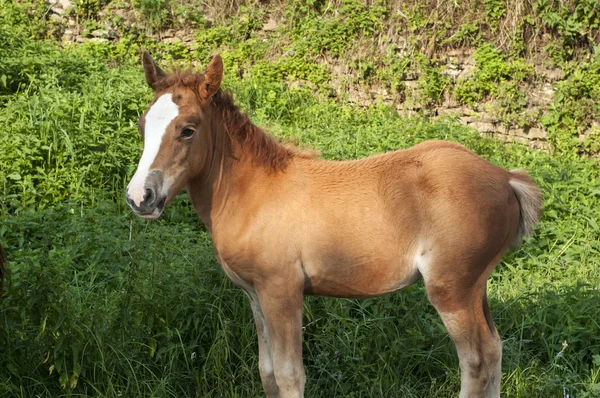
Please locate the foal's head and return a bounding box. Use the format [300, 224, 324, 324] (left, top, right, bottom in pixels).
[126, 52, 224, 219]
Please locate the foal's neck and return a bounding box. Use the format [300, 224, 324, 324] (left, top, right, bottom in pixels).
[187, 96, 292, 232]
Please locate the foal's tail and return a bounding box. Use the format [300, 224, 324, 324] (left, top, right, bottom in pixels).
[508, 170, 543, 248]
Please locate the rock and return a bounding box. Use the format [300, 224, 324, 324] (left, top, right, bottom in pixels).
[48, 0, 72, 15]
[89, 37, 108, 44]
[62, 29, 74, 43]
[539, 67, 564, 82]
[262, 16, 278, 32]
[542, 83, 554, 96]
[163, 29, 175, 38]
[527, 83, 554, 106]
[437, 107, 464, 117]
[56, 0, 71, 9]
[446, 49, 467, 57]
[443, 67, 462, 78]
[175, 31, 193, 43]
[505, 127, 527, 137]
[404, 80, 419, 89]
[469, 121, 496, 133]
[530, 141, 552, 151]
[459, 115, 479, 124]
[440, 98, 464, 109]
[463, 55, 476, 66]
[526, 127, 547, 139]
[91, 29, 108, 38]
[508, 136, 529, 145]
[456, 64, 474, 80]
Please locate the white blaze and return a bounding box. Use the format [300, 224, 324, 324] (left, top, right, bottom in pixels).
[127, 93, 179, 206]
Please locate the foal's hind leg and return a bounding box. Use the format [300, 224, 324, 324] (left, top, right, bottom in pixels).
[481, 293, 502, 397]
[426, 282, 502, 398]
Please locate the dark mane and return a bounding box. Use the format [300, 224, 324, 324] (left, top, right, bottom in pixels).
[211, 90, 295, 171]
[153, 70, 304, 172]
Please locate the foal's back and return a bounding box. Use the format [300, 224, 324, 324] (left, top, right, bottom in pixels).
[283, 140, 520, 298]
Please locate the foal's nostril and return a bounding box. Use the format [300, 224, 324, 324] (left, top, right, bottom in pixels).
[143, 188, 155, 204]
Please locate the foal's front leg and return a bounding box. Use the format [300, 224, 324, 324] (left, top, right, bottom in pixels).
[256, 280, 305, 398]
[246, 292, 279, 397]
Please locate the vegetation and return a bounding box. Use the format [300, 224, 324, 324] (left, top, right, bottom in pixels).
[1, 0, 600, 397]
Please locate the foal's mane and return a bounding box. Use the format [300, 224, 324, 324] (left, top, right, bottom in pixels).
[154, 70, 315, 171]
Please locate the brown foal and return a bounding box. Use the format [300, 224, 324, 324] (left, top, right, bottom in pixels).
[126, 53, 542, 398]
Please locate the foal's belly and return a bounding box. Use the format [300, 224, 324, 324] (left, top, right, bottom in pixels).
[301, 242, 422, 298]
[297, 197, 424, 298]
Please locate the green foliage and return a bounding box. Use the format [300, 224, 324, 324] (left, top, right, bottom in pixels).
[195, 24, 234, 51]
[287, 0, 387, 56]
[484, 0, 507, 28]
[376, 49, 411, 96]
[0, 31, 147, 211]
[0, 201, 251, 394]
[454, 44, 534, 124]
[417, 56, 449, 106]
[541, 58, 600, 152]
[444, 22, 481, 47]
[535, 0, 600, 60]
[0, 0, 61, 39]
[73, 0, 109, 20]
[249, 54, 330, 85]
[132, 0, 170, 29]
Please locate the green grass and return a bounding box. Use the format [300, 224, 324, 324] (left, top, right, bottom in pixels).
[1, 3, 600, 398]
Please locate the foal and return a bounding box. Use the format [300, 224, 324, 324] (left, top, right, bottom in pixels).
[126, 53, 542, 398]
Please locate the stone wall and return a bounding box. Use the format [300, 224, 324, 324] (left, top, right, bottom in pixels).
[337, 49, 573, 151]
[46, 0, 597, 151]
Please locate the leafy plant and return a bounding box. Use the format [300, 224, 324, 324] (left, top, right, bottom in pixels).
[287, 0, 387, 56]
[454, 44, 533, 115]
[417, 56, 449, 106]
[132, 0, 170, 30]
[541, 58, 600, 152]
[535, 0, 600, 61]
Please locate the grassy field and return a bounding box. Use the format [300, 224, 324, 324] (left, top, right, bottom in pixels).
[1, 1, 600, 397]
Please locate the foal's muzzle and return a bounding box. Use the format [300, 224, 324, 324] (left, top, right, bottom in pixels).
[126, 171, 167, 220]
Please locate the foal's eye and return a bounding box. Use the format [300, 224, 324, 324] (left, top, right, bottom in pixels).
[181, 127, 195, 138]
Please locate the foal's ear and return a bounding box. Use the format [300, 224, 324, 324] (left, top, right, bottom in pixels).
[141, 51, 166, 90]
[200, 54, 223, 100]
